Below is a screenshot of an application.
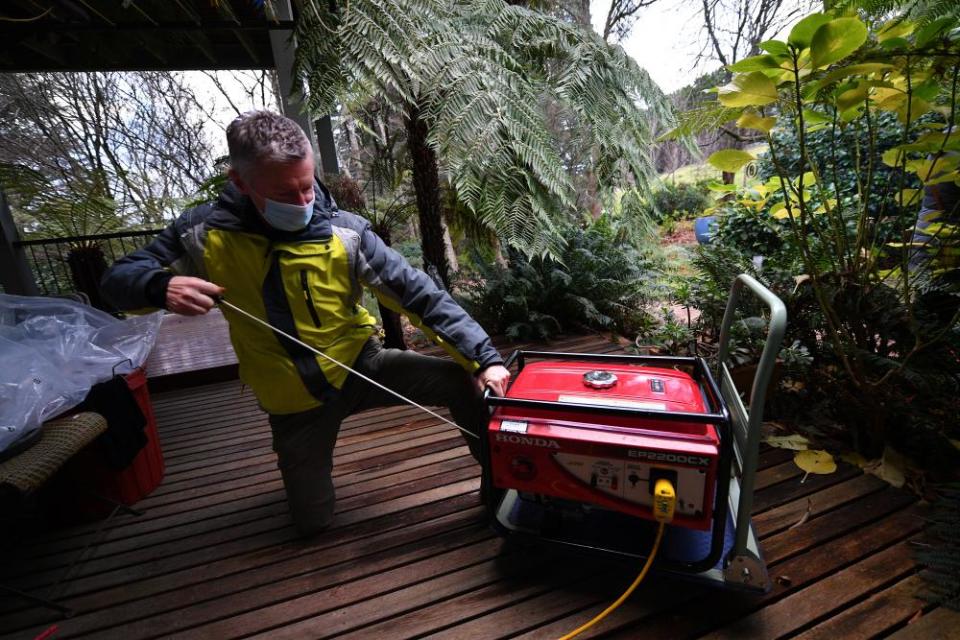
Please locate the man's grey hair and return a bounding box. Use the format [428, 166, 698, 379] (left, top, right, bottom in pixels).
[226, 110, 312, 177]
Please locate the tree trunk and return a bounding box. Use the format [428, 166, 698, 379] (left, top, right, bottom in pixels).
[442, 219, 459, 273]
[405, 101, 451, 289]
[67, 242, 113, 311]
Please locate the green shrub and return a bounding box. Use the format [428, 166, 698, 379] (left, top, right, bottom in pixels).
[630, 180, 713, 222]
[458, 215, 656, 341]
[756, 111, 921, 220]
[714, 201, 785, 256]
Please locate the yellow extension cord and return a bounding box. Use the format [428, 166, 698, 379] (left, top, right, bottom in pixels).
[557, 478, 677, 640]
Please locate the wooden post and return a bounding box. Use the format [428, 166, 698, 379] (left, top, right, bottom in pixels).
[0, 190, 39, 295]
[269, 0, 318, 153]
[315, 114, 340, 176]
[269, 0, 340, 176]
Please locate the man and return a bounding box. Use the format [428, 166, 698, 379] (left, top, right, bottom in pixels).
[102, 110, 510, 536]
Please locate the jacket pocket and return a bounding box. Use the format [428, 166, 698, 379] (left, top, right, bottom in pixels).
[299, 269, 323, 328]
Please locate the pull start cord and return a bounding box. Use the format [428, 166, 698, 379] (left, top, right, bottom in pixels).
[215, 297, 479, 440]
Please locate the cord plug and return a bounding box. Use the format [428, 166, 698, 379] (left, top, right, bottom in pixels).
[653, 478, 676, 523]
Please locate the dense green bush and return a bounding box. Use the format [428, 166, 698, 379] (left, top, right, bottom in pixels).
[635, 180, 713, 222]
[713, 201, 785, 256]
[756, 111, 920, 220]
[457, 215, 657, 341]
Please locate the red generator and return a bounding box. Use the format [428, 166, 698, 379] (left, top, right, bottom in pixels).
[481, 275, 786, 593]
[487, 357, 724, 531]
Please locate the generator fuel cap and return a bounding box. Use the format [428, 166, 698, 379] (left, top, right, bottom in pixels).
[583, 370, 618, 389]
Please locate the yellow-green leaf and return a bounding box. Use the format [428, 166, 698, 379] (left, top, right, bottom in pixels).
[926, 171, 960, 186]
[898, 189, 921, 206]
[916, 17, 954, 48]
[750, 184, 770, 197]
[759, 40, 791, 56]
[880, 36, 910, 50]
[802, 109, 831, 125]
[877, 93, 932, 124]
[708, 149, 755, 173]
[794, 450, 837, 475]
[718, 72, 779, 107]
[919, 222, 960, 238]
[813, 197, 837, 214]
[839, 105, 863, 123]
[810, 18, 869, 69]
[877, 19, 914, 43]
[728, 54, 784, 72]
[765, 176, 790, 192]
[837, 83, 869, 111]
[817, 63, 895, 88]
[793, 171, 818, 188]
[789, 13, 832, 48]
[737, 110, 777, 133]
[882, 147, 907, 167]
[913, 81, 941, 102]
[769, 202, 791, 219]
[876, 267, 903, 281]
[912, 155, 960, 181]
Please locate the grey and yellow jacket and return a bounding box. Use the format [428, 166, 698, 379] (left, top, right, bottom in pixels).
[101, 181, 502, 415]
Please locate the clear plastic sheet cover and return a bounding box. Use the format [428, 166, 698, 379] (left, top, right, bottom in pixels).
[0, 294, 162, 453]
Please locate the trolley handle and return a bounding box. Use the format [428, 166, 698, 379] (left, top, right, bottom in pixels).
[716, 274, 787, 420]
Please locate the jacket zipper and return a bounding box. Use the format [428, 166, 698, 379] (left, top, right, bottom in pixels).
[300, 269, 322, 327]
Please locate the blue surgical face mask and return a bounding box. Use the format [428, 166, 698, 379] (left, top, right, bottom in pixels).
[251, 188, 315, 231]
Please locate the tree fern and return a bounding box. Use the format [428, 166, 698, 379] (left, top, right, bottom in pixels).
[284, 0, 672, 256]
[837, 0, 960, 24]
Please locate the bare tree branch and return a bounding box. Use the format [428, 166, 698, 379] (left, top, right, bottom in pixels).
[603, 0, 661, 42]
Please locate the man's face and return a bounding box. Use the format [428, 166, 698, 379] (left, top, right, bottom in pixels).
[230, 155, 316, 214]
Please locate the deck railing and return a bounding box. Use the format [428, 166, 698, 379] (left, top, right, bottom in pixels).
[14, 229, 162, 298]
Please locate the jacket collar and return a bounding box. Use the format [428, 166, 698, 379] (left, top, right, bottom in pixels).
[212, 180, 336, 241]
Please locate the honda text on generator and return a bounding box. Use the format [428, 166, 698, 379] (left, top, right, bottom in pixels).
[480, 274, 786, 595]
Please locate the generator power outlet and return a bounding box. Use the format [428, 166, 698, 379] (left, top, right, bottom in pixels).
[648, 467, 677, 495]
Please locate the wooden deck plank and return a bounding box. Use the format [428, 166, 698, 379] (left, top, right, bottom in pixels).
[792, 575, 927, 640]
[0, 333, 928, 640]
[702, 542, 918, 638]
[886, 607, 960, 640]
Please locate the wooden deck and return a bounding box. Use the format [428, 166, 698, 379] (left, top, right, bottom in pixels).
[143, 309, 238, 391]
[1, 333, 950, 639]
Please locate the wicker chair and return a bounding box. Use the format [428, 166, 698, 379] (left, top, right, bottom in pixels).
[0, 412, 109, 618]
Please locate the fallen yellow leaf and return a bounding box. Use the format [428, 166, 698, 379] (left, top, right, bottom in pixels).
[765, 434, 811, 451]
[794, 450, 837, 475]
[840, 451, 869, 468]
[864, 446, 906, 488]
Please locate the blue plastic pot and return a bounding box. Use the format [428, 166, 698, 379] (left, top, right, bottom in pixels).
[694, 215, 718, 245]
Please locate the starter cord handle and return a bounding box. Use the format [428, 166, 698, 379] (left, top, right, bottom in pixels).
[214, 297, 479, 440]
